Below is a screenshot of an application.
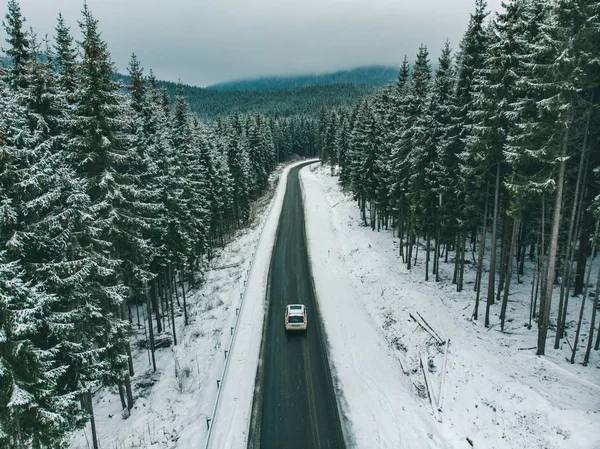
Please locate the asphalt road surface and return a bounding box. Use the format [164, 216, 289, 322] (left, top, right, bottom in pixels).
[249, 163, 346, 449]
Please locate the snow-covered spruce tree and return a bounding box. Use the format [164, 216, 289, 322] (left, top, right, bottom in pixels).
[192, 121, 220, 256]
[67, 3, 131, 388]
[444, 0, 491, 313]
[349, 100, 382, 226]
[226, 114, 252, 225]
[405, 45, 434, 271]
[54, 12, 77, 96]
[371, 87, 394, 231]
[171, 82, 210, 264]
[2, 0, 30, 89]
[387, 56, 411, 252]
[121, 53, 164, 309]
[335, 111, 351, 185]
[0, 257, 69, 449]
[0, 63, 85, 447]
[246, 114, 268, 196]
[428, 41, 455, 283]
[2, 15, 95, 437]
[259, 114, 276, 174]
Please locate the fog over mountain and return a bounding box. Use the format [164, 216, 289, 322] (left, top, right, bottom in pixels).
[2, 0, 504, 86]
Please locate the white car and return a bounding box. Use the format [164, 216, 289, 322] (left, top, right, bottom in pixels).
[285, 304, 307, 332]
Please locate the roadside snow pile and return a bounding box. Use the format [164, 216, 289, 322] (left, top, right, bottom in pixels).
[68, 166, 285, 449]
[300, 163, 600, 449]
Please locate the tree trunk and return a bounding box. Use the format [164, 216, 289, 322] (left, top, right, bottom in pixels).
[452, 233, 459, 285]
[414, 235, 419, 267]
[180, 263, 189, 326]
[407, 226, 414, 270]
[172, 265, 181, 308]
[474, 182, 490, 320]
[425, 232, 431, 281]
[126, 342, 134, 377]
[398, 210, 404, 263]
[145, 281, 156, 372]
[125, 374, 134, 410]
[496, 207, 510, 305]
[516, 221, 524, 280]
[485, 163, 502, 327]
[500, 217, 518, 332]
[574, 208, 593, 295]
[118, 382, 126, 409]
[538, 106, 570, 356]
[583, 264, 600, 365]
[570, 218, 598, 363]
[152, 278, 162, 334]
[458, 231, 466, 292]
[529, 226, 541, 330]
[555, 139, 588, 347]
[434, 226, 441, 282]
[170, 269, 178, 346]
[85, 391, 99, 449]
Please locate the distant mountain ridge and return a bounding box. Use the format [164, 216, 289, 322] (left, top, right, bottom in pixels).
[208, 65, 399, 91]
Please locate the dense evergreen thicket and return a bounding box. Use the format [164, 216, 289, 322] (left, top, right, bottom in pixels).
[113, 73, 375, 121]
[321, 0, 600, 359]
[0, 2, 299, 447]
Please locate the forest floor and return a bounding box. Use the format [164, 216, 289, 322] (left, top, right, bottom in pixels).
[68, 164, 289, 449]
[300, 163, 600, 449]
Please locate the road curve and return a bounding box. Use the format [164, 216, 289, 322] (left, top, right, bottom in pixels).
[248, 163, 346, 449]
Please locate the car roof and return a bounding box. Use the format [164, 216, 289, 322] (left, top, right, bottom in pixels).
[287, 304, 305, 314]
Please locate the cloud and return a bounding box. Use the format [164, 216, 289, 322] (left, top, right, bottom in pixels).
[2, 0, 505, 87]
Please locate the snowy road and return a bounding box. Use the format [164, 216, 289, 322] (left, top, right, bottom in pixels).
[248, 163, 346, 449]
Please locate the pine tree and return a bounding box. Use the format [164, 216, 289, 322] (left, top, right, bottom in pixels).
[2, 0, 30, 89]
[54, 12, 77, 95]
[0, 257, 69, 448]
[67, 3, 131, 387]
[226, 115, 252, 225]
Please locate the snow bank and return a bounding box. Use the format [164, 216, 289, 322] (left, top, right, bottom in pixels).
[300, 163, 600, 449]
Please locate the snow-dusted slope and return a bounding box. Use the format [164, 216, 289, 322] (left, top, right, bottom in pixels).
[68, 161, 312, 449]
[300, 163, 600, 449]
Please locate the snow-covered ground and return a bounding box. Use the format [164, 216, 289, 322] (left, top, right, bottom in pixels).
[69, 160, 599, 449]
[68, 160, 312, 449]
[300, 163, 600, 449]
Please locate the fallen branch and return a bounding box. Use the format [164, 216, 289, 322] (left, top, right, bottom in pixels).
[420, 353, 442, 423]
[417, 311, 445, 344]
[410, 313, 444, 345]
[517, 346, 536, 351]
[437, 338, 450, 411]
[397, 353, 409, 376]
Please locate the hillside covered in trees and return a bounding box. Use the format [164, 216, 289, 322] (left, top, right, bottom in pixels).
[207, 65, 398, 91]
[317, 0, 600, 359]
[114, 73, 376, 120]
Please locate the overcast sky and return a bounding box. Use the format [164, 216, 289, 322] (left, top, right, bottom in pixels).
[2, 0, 504, 87]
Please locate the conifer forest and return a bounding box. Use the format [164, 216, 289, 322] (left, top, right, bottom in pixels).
[0, 0, 599, 448]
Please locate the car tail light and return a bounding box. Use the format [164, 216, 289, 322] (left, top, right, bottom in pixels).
[286, 315, 289, 325]
[303, 316, 306, 325]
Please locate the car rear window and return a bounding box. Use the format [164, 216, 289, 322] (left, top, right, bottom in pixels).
[290, 305, 303, 310]
[289, 315, 304, 323]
